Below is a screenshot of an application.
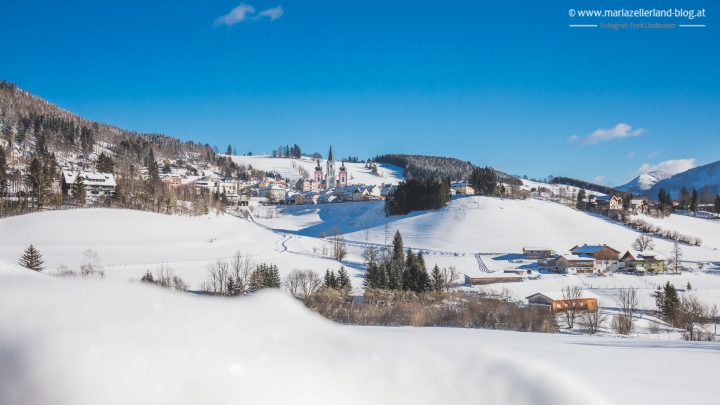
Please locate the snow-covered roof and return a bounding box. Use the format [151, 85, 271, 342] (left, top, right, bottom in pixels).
[558, 253, 596, 262]
[526, 290, 599, 301]
[622, 250, 666, 261]
[570, 245, 606, 254]
[62, 171, 116, 187]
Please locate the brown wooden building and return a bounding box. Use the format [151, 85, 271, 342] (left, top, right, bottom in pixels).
[526, 292, 598, 313]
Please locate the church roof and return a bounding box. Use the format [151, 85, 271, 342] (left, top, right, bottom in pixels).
[328, 145, 333, 161]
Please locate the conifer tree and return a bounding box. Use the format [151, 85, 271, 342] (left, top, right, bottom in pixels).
[576, 189, 586, 210]
[324, 269, 338, 289]
[690, 189, 698, 214]
[337, 266, 351, 291]
[97, 153, 115, 173]
[715, 195, 720, 214]
[387, 231, 406, 289]
[656, 282, 680, 324]
[141, 270, 155, 283]
[0, 146, 8, 195]
[70, 173, 86, 203]
[19, 244, 44, 272]
[431, 265, 444, 292]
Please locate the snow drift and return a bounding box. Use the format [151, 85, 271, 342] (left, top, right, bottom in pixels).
[0, 271, 610, 405]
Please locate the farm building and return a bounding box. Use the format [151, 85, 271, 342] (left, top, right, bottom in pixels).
[464, 273, 523, 285]
[569, 244, 621, 272]
[620, 250, 666, 273]
[555, 254, 596, 274]
[526, 291, 598, 313]
[523, 247, 555, 259]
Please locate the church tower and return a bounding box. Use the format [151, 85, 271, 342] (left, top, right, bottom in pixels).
[325, 145, 336, 189]
[313, 159, 324, 191]
[338, 161, 348, 187]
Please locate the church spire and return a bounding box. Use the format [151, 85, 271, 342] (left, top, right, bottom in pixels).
[328, 145, 333, 161]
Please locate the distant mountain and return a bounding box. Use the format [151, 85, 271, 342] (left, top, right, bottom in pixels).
[617, 170, 672, 194]
[647, 160, 720, 198]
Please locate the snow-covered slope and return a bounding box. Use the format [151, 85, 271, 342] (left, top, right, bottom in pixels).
[232, 155, 404, 185]
[0, 209, 358, 289]
[647, 160, 720, 198]
[0, 209, 281, 268]
[617, 170, 672, 193]
[3, 270, 719, 405]
[258, 196, 720, 262]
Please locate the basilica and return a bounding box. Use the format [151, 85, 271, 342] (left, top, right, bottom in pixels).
[312, 146, 348, 191]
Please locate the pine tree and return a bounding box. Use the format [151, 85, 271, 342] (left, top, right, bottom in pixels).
[679, 187, 690, 210]
[264, 264, 281, 288]
[141, 270, 155, 283]
[0, 146, 8, 195]
[388, 231, 405, 289]
[337, 266, 351, 291]
[656, 282, 680, 324]
[97, 153, 115, 173]
[324, 269, 338, 289]
[226, 277, 238, 296]
[19, 244, 44, 271]
[576, 189, 586, 210]
[431, 265, 444, 292]
[690, 189, 698, 214]
[226, 144, 233, 155]
[715, 195, 720, 214]
[70, 173, 86, 203]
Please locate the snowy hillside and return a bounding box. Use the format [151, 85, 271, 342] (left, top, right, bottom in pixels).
[617, 170, 672, 193]
[232, 155, 404, 185]
[318, 196, 720, 261]
[2, 269, 719, 405]
[0, 209, 361, 289]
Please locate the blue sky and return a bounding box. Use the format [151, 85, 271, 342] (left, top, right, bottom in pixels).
[1, 0, 718, 185]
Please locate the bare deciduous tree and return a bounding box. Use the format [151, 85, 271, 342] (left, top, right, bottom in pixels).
[632, 234, 655, 251]
[231, 251, 253, 293]
[330, 227, 347, 261]
[579, 309, 607, 334]
[614, 287, 638, 335]
[561, 286, 583, 329]
[441, 266, 460, 291]
[204, 260, 230, 295]
[678, 295, 706, 341]
[666, 242, 684, 274]
[297, 270, 323, 299]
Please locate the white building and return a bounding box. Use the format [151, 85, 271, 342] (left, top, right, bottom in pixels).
[62, 171, 116, 202]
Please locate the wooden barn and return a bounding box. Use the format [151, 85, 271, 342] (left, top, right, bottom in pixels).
[526, 292, 598, 313]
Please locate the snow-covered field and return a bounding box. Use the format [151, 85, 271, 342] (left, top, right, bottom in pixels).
[231, 155, 404, 185]
[0, 209, 364, 290]
[262, 195, 720, 262]
[2, 266, 719, 405]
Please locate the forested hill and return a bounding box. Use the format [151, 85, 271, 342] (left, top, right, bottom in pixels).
[375, 153, 520, 185]
[550, 176, 618, 195]
[0, 81, 214, 162]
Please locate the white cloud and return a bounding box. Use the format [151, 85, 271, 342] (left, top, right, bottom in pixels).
[569, 123, 644, 145]
[593, 175, 607, 184]
[258, 5, 284, 21]
[637, 158, 697, 176]
[214, 3, 284, 26]
[215, 3, 256, 26]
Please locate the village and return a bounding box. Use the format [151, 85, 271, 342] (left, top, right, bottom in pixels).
[51, 146, 402, 209]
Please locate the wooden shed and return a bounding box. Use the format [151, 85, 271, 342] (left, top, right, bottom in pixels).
[526, 292, 598, 313]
